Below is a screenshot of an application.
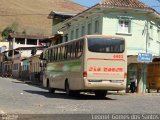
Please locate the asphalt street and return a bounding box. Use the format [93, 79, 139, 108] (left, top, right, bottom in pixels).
[0, 77, 160, 119]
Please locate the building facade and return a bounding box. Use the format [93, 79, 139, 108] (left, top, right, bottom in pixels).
[21, 58, 30, 80]
[29, 55, 41, 84]
[4, 34, 49, 79]
[8, 34, 50, 49]
[51, 0, 160, 93]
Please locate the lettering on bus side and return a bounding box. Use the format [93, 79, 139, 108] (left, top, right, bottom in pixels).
[113, 54, 123, 59]
[89, 67, 123, 72]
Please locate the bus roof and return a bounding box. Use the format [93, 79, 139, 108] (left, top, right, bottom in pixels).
[44, 35, 125, 50]
[85, 35, 125, 40]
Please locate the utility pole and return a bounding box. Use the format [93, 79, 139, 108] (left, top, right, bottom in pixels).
[137, 21, 150, 93]
[146, 21, 149, 53]
[144, 21, 149, 93]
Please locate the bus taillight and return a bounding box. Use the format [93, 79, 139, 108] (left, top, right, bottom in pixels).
[83, 71, 87, 77]
[124, 73, 127, 79]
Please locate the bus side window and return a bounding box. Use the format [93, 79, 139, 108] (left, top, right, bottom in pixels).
[70, 43, 73, 59]
[64, 45, 68, 59]
[53, 48, 56, 61]
[75, 41, 79, 58]
[44, 50, 48, 61]
[71, 42, 76, 59]
[59, 46, 64, 60]
[53, 48, 55, 61]
[48, 49, 51, 62]
[78, 40, 83, 57]
[54, 48, 58, 61]
[51, 49, 54, 61]
[58, 47, 61, 60]
[61, 46, 65, 60]
[57, 48, 59, 61]
[59, 47, 62, 60]
[51, 49, 53, 61]
[67, 44, 71, 59]
[48, 50, 50, 61]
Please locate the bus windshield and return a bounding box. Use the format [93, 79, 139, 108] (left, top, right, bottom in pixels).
[88, 38, 125, 53]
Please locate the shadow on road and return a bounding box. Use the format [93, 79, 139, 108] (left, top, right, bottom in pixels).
[12, 81, 26, 84]
[12, 80, 47, 90]
[23, 90, 117, 100]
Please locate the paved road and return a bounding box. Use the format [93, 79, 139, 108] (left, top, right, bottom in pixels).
[0, 77, 160, 119]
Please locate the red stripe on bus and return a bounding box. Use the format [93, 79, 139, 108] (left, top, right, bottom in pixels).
[87, 58, 125, 61]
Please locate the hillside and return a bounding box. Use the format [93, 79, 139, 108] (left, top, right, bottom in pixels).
[0, 0, 86, 36]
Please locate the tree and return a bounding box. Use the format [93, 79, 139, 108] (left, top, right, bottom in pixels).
[1, 22, 19, 40]
[22, 29, 26, 34]
[1, 26, 14, 40]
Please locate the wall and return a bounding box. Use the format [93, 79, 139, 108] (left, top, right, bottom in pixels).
[51, 6, 160, 93]
[21, 59, 29, 80]
[0, 42, 9, 52]
[52, 14, 103, 42]
[10, 38, 40, 50]
[12, 58, 21, 78]
[20, 49, 43, 58]
[53, 9, 160, 56]
[67, 14, 103, 41]
[29, 55, 41, 83]
[0, 53, 4, 75]
[102, 12, 159, 56]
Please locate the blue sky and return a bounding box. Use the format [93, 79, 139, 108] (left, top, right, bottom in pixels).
[73, 0, 160, 13]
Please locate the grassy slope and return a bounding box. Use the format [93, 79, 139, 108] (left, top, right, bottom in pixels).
[0, 0, 86, 35]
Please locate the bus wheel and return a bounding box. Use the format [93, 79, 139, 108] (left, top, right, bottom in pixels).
[48, 88, 55, 93]
[148, 88, 150, 93]
[47, 80, 55, 93]
[157, 89, 159, 93]
[65, 81, 73, 96]
[95, 91, 107, 98]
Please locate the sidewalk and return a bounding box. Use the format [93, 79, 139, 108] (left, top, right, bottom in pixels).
[10, 77, 160, 96]
[107, 90, 160, 96]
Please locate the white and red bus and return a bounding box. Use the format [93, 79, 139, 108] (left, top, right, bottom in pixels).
[40, 35, 127, 97]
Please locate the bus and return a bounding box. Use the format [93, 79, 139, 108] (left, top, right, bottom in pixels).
[40, 35, 127, 97]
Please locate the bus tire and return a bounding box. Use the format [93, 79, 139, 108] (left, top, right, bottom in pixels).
[148, 84, 150, 93]
[148, 88, 150, 93]
[48, 88, 55, 93]
[95, 91, 107, 98]
[47, 79, 55, 93]
[65, 81, 73, 96]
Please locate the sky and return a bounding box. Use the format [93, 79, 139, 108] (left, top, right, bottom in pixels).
[73, 0, 160, 13]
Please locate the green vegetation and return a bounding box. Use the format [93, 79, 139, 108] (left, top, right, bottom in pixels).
[1, 22, 19, 40]
[1, 26, 14, 39]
